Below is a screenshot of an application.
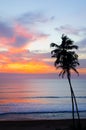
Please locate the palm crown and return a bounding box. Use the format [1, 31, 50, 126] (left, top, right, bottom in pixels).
[50, 34, 79, 78]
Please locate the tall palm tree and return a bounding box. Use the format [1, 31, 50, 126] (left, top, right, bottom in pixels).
[50, 34, 81, 130]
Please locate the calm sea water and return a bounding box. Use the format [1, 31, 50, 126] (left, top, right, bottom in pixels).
[0, 75, 86, 120]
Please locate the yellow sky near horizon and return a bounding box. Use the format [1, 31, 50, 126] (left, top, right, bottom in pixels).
[0, 61, 86, 75]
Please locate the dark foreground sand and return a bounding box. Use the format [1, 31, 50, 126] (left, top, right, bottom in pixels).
[0, 119, 86, 130]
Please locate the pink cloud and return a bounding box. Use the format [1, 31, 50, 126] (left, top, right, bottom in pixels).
[14, 24, 35, 39]
[0, 37, 15, 46]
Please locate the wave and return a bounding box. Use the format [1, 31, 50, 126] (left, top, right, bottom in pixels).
[0, 96, 86, 100]
[24, 96, 86, 99]
[0, 110, 86, 115]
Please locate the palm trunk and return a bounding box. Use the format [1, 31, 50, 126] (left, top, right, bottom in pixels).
[67, 75, 81, 130]
[71, 85, 81, 130]
[67, 75, 75, 129]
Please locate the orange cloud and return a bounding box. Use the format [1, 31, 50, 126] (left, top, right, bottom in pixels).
[0, 53, 11, 64]
[77, 68, 86, 74]
[0, 61, 56, 74]
[0, 98, 45, 104]
[9, 47, 28, 54]
[0, 60, 86, 74]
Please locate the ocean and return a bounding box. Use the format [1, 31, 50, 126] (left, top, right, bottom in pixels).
[0, 74, 86, 121]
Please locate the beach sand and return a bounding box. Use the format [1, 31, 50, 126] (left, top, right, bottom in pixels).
[0, 119, 86, 130]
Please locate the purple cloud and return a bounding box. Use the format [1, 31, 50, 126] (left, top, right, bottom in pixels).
[77, 38, 86, 53]
[78, 38, 86, 47]
[79, 59, 86, 68]
[16, 12, 54, 25]
[0, 20, 49, 49]
[13, 36, 28, 48]
[55, 24, 86, 35]
[0, 21, 14, 37]
[76, 38, 86, 59]
[31, 51, 50, 58]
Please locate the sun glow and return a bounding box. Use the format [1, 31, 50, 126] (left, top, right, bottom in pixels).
[0, 61, 56, 74]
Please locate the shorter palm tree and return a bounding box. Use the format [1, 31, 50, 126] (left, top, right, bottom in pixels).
[50, 34, 81, 130]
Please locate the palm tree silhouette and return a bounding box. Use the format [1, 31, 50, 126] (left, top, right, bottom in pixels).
[50, 34, 81, 130]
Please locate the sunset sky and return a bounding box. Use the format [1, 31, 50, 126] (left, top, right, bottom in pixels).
[0, 0, 86, 75]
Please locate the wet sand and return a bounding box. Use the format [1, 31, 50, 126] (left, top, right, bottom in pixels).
[0, 119, 86, 130]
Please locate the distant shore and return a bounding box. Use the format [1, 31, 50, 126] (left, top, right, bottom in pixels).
[0, 119, 86, 130]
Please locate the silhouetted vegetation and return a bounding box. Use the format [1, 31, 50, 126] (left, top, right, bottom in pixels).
[50, 34, 81, 130]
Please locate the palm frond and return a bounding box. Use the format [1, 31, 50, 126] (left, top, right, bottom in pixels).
[73, 61, 80, 66]
[62, 70, 66, 78]
[56, 65, 63, 69]
[50, 43, 59, 48]
[51, 49, 60, 54]
[66, 39, 73, 45]
[54, 59, 60, 66]
[72, 67, 79, 76]
[51, 54, 56, 58]
[59, 70, 63, 77]
[61, 34, 68, 41]
[66, 45, 78, 50]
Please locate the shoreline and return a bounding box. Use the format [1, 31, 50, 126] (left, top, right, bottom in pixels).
[0, 111, 86, 121]
[0, 119, 86, 130]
